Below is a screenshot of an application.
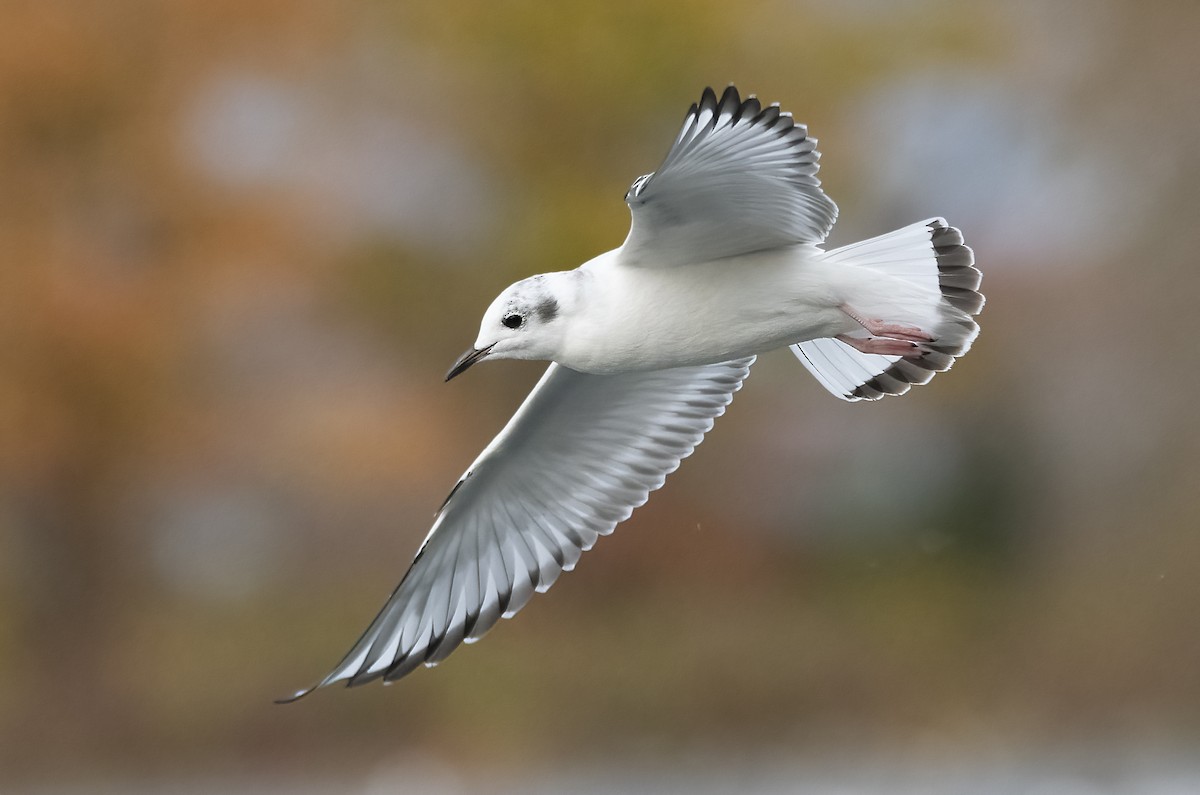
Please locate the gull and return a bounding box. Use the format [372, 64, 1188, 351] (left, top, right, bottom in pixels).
[280, 85, 983, 701]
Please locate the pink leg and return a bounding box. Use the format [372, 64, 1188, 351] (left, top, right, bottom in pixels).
[841, 304, 935, 343]
[837, 334, 924, 358]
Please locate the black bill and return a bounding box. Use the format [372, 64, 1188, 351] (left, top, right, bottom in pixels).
[445, 343, 495, 381]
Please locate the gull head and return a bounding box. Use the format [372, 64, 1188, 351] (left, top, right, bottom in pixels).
[446, 272, 576, 381]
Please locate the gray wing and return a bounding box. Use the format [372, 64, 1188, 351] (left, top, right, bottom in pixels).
[619, 85, 838, 268]
[281, 357, 754, 700]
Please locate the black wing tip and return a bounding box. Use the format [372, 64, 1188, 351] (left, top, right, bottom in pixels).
[717, 84, 741, 112]
[282, 667, 410, 696]
[927, 220, 984, 316]
[682, 85, 815, 147]
[274, 682, 320, 704]
[700, 85, 777, 122]
[755, 104, 781, 127]
[843, 339, 965, 401]
[435, 473, 469, 517]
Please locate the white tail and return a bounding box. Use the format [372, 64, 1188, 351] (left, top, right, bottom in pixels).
[793, 218, 983, 401]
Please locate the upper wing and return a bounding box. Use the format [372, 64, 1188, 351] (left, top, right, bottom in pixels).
[619, 85, 838, 268]
[281, 357, 754, 700]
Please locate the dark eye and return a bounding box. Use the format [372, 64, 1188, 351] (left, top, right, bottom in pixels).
[502, 313, 523, 329]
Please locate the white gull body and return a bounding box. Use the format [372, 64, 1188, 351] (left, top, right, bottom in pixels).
[556, 246, 913, 373]
[282, 86, 984, 700]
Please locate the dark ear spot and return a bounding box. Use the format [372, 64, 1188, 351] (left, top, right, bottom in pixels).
[535, 298, 559, 322]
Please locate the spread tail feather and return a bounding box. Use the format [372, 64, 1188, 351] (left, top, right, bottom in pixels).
[793, 218, 983, 402]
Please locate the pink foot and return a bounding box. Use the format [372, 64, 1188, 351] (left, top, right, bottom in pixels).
[837, 334, 924, 358]
[841, 305, 935, 343]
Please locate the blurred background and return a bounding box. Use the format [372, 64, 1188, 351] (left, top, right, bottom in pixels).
[2, 1, 1199, 792]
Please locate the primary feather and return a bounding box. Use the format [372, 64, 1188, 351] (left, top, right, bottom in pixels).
[280, 358, 752, 700]
[621, 85, 838, 268]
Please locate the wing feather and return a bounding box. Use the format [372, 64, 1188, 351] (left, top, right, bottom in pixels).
[280, 357, 754, 700]
[620, 86, 837, 268]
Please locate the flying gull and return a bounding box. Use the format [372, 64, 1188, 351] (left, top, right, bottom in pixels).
[280, 85, 983, 701]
